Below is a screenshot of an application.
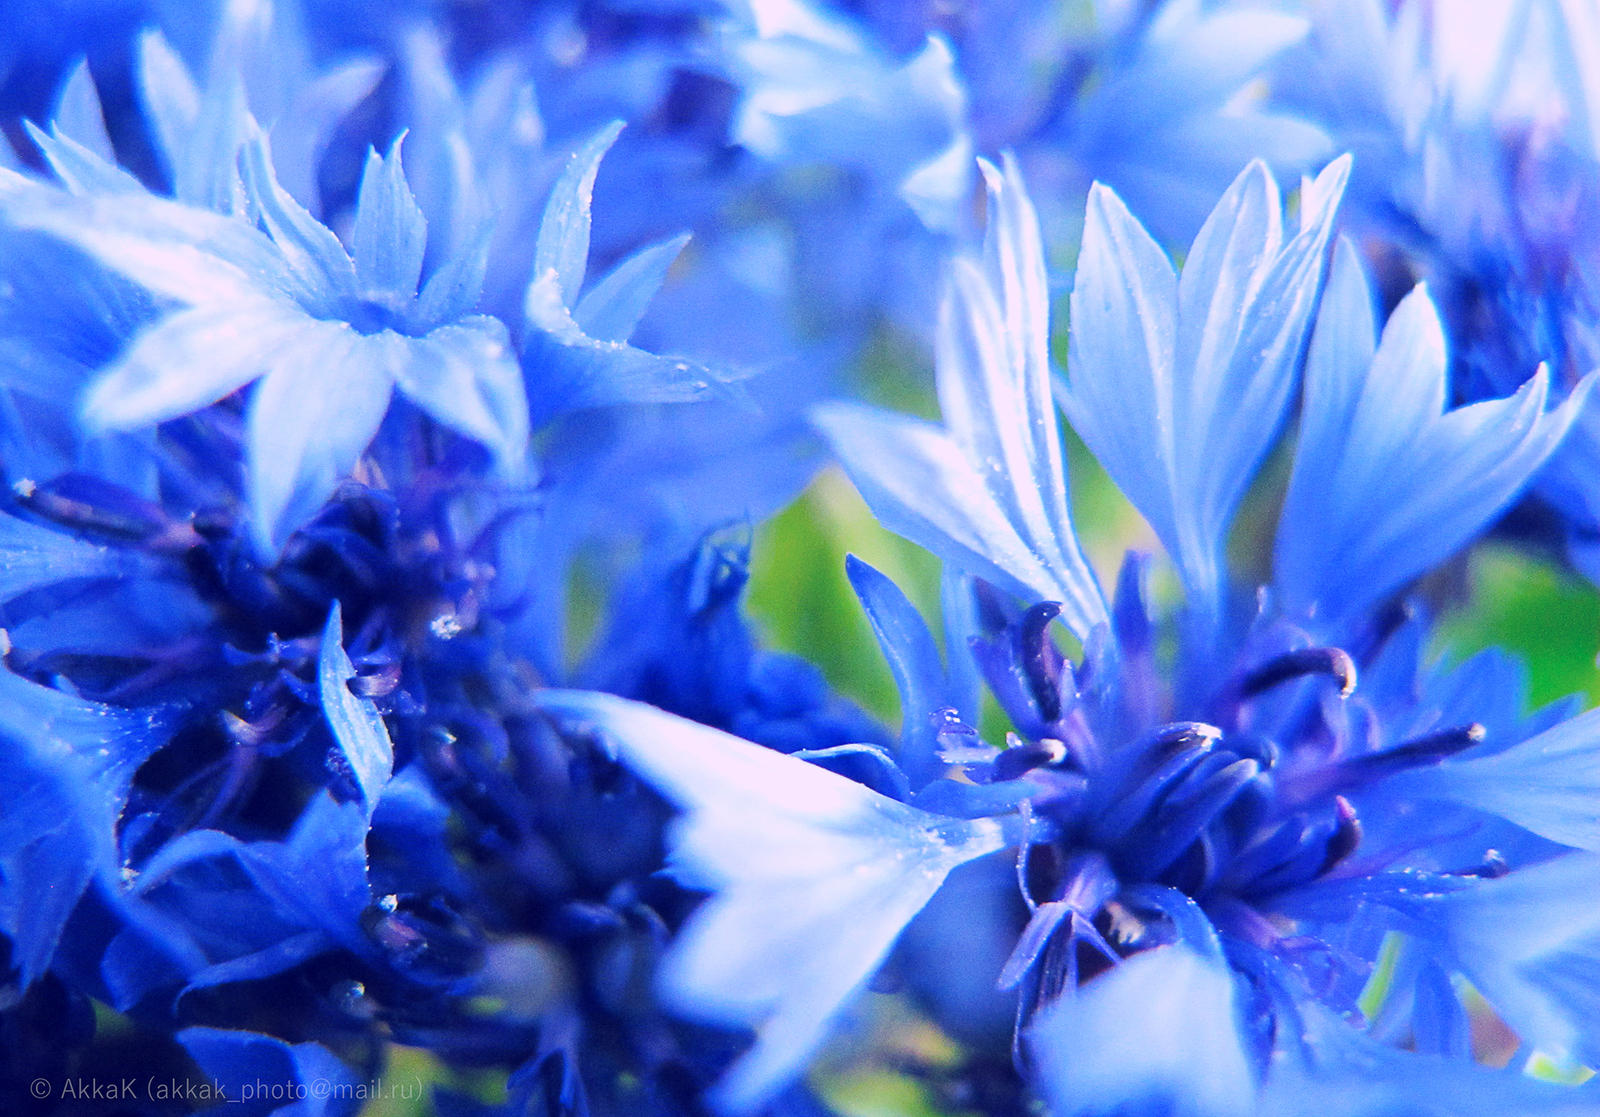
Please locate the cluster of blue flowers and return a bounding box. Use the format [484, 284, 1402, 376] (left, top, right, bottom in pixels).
[4, 0, 1600, 1114]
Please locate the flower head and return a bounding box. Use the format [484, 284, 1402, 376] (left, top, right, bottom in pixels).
[545, 153, 1600, 1114]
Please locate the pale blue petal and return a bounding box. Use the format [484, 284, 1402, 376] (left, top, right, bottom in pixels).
[352, 134, 428, 298]
[135, 28, 201, 194]
[53, 58, 114, 163]
[1175, 164, 1283, 402]
[523, 283, 732, 420]
[1431, 853, 1600, 1070]
[1060, 180, 1180, 563]
[0, 513, 129, 600]
[137, 23, 252, 217]
[318, 601, 394, 811]
[941, 567, 983, 723]
[902, 129, 973, 235]
[1393, 706, 1600, 851]
[240, 129, 357, 303]
[1087, 2, 1310, 137]
[938, 257, 1106, 638]
[574, 232, 691, 344]
[81, 300, 311, 431]
[535, 691, 1005, 1114]
[533, 120, 624, 310]
[397, 25, 492, 268]
[391, 317, 528, 473]
[181, 77, 250, 215]
[1070, 0, 1328, 242]
[1171, 161, 1284, 584]
[24, 122, 146, 197]
[1030, 944, 1255, 1117]
[816, 402, 1095, 619]
[415, 225, 491, 325]
[807, 161, 1103, 634]
[846, 555, 951, 788]
[978, 155, 1064, 553]
[892, 36, 972, 234]
[1200, 156, 1348, 527]
[1277, 243, 1593, 625]
[266, 57, 385, 212]
[245, 322, 394, 553]
[0, 181, 304, 308]
[929, 156, 1104, 637]
[0, 670, 170, 984]
[1261, 998, 1600, 1117]
[1062, 157, 1347, 611]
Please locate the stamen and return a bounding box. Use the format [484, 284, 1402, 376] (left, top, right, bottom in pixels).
[1342, 723, 1486, 779]
[998, 900, 1072, 990]
[1131, 756, 1260, 879]
[1239, 647, 1357, 700]
[1092, 725, 1221, 845]
[1019, 602, 1066, 723]
[994, 735, 1068, 781]
[998, 852, 1119, 990]
[1318, 796, 1362, 875]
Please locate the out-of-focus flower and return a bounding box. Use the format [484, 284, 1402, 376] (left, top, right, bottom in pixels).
[1278, 0, 1600, 582]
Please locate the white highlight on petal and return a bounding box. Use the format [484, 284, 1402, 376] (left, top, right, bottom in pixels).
[536, 690, 1005, 1113]
[1031, 943, 1254, 1117]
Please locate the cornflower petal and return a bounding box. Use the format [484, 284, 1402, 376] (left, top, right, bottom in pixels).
[1259, 997, 1600, 1116]
[533, 121, 623, 310]
[821, 156, 1107, 641]
[351, 135, 428, 299]
[1276, 240, 1595, 626]
[816, 402, 1089, 616]
[522, 122, 731, 420]
[0, 183, 296, 308]
[179, 1027, 359, 1113]
[536, 690, 1005, 1113]
[1061, 156, 1349, 613]
[0, 669, 170, 983]
[0, 512, 129, 599]
[1030, 943, 1255, 1117]
[975, 155, 1070, 559]
[81, 299, 310, 431]
[265, 57, 386, 212]
[390, 316, 528, 474]
[1393, 705, 1600, 852]
[25, 121, 144, 198]
[1429, 853, 1600, 1071]
[415, 223, 491, 325]
[239, 130, 358, 303]
[574, 232, 692, 345]
[245, 321, 393, 554]
[52, 58, 114, 163]
[846, 554, 956, 788]
[135, 28, 200, 187]
[318, 602, 394, 812]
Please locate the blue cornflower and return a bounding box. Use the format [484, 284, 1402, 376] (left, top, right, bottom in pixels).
[539, 154, 1600, 1114]
[0, 13, 783, 1107]
[2, 108, 730, 559]
[2, 126, 529, 555]
[1276, 0, 1600, 583]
